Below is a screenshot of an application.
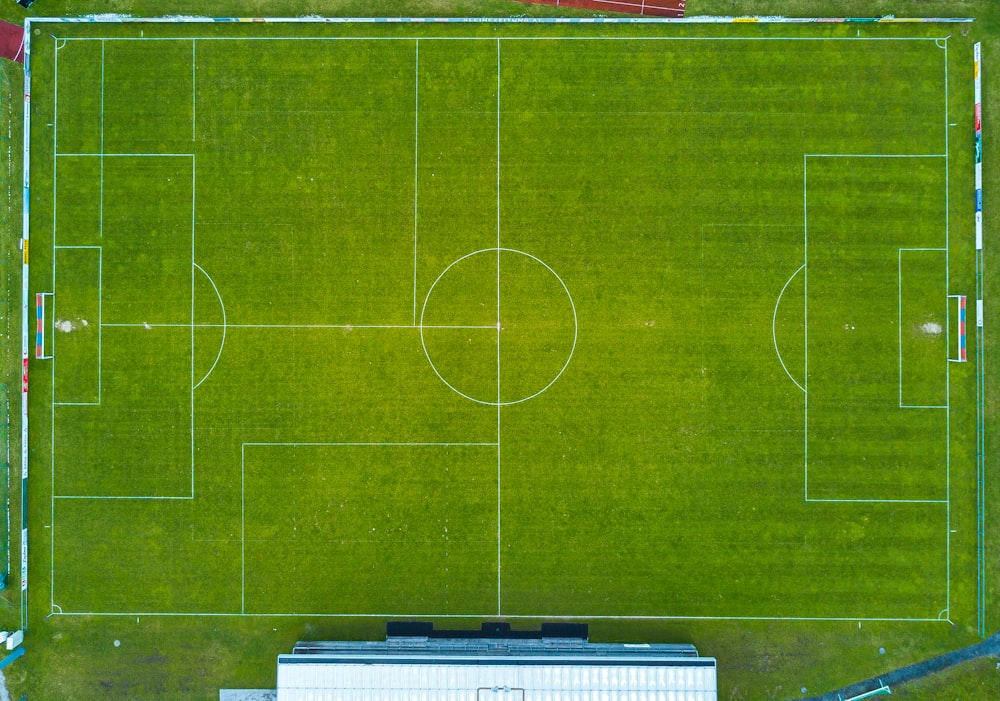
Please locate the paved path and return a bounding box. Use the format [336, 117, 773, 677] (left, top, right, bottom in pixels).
[789, 632, 1000, 701]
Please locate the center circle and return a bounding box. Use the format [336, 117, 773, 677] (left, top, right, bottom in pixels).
[420, 247, 577, 406]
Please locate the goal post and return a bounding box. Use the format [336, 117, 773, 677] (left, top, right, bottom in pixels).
[947, 294, 967, 363]
[34, 292, 52, 360]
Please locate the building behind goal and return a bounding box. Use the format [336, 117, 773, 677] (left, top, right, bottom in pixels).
[266, 622, 717, 701]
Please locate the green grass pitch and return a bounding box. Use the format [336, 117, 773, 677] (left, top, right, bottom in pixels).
[18, 17, 985, 699]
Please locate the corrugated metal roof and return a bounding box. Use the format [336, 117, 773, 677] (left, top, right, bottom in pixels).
[275, 657, 717, 701]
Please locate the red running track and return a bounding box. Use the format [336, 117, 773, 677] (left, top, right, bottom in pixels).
[0, 21, 23, 63]
[516, 0, 685, 18]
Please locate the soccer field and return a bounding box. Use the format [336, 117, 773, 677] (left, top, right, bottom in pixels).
[25, 19, 980, 634]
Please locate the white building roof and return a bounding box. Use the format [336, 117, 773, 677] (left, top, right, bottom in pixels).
[276, 653, 717, 701]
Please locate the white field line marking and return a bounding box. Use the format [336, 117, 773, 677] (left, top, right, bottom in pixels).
[54, 610, 498, 618]
[101, 323, 497, 329]
[50, 40, 60, 610]
[54, 495, 193, 500]
[244, 442, 497, 447]
[803, 155, 809, 500]
[55, 153, 195, 157]
[496, 37, 503, 617]
[502, 614, 949, 622]
[947, 294, 952, 364]
[803, 153, 946, 158]
[898, 247, 906, 408]
[772, 263, 806, 393]
[241, 443, 245, 613]
[100, 40, 104, 239]
[413, 39, 418, 326]
[98, 246, 103, 403]
[46, 611, 952, 623]
[191, 157, 196, 499]
[57, 37, 951, 43]
[191, 262, 226, 390]
[806, 498, 949, 504]
[191, 39, 196, 142]
[943, 38, 952, 612]
[46, 36, 953, 620]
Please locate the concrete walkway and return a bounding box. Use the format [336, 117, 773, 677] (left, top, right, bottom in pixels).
[788, 632, 1000, 701]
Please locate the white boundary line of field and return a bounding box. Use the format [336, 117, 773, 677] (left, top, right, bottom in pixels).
[496, 37, 503, 617]
[413, 39, 419, 327]
[52, 37, 957, 42]
[897, 248, 948, 410]
[47, 37, 58, 613]
[942, 38, 952, 617]
[45, 610, 952, 622]
[36, 30, 958, 624]
[26, 16, 973, 26]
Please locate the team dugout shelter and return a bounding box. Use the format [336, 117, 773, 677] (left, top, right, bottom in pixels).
[274, 623, 717, 701]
